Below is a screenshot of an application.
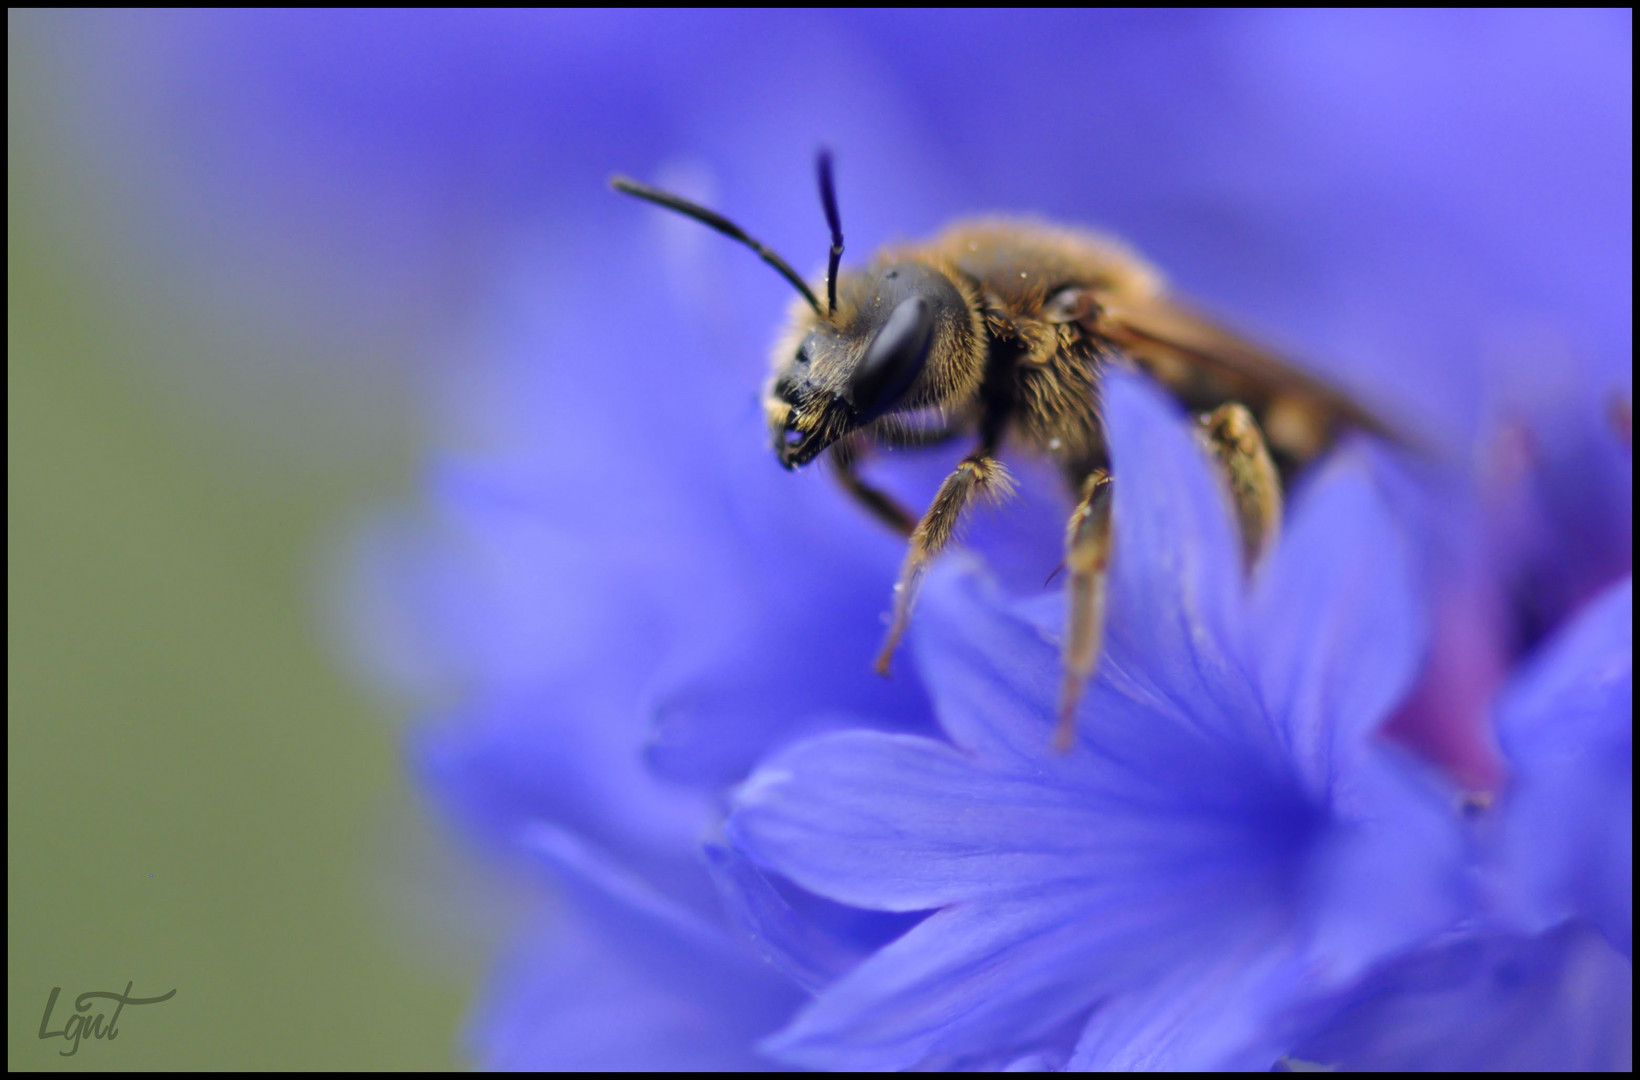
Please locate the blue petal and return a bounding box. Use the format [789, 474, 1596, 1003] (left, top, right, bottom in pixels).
[910, 558, 1076, 761]
[413, 690, 718, 905]
[1097, 369, 1257, 746]
[703, 842, 858, 994]
[760, 896, 1090, 1069]
[470, 913, 786, 1071]
[646, 561, 938, 784]
[1063, 760, 1466, 1071]
[1497, 576, 1633, 746]
[1486, 358, 1633, 640]
[729, 575, 1344, 1068]
[522, 822, 735, 958]
[1251, 449, 1426, 800]
[1067, 933, 1307, 1070]
[1499, 576, 1633, 957]
[1297, 749, 1468, 981]
[1286, 922, 1633, 1071]
[763, 863, 1346, 1071]
[465, 823, 801, 1070]
[732, 728, 1179, 911]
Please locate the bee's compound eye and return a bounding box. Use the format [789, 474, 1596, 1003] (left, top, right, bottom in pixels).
[850, 296, 933, 421]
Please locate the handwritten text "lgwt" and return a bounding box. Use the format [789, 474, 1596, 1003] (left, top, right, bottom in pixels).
[38, 982, 176, 1056]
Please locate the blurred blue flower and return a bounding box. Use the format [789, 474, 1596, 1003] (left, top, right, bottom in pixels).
[464, 826, 800, 1071]
[358, 243, 940, 1067]
[1374, 348, 1631, 793]
[1267, 574, 1633, 1070]
[1480, 373, 1633, 649]
[727, 373, 1466, 1070]
[1285, 921, 1631, 1071]
[1497, 575, 1632, 959]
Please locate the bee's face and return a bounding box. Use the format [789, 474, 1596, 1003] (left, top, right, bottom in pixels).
[767, 262, 968, 469]
[767, 325, 857, 469]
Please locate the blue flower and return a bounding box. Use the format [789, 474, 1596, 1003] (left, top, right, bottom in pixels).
[1272, 575, 1633, 1070]
[361, 280, 938, 1067]
[462, 826, 802, 1071]
[727, 371, 1467, 1070]
[1480, 375, 1633, 650]
[1497, 575, 1632, 959]
[1284, 921, 1632, 1072]
[1371, 349, 1631, 794]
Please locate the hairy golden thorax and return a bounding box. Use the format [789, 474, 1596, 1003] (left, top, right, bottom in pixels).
[769, 219, 1375, 485]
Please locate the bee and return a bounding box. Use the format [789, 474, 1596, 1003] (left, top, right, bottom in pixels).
[613, 154, 1398, 749]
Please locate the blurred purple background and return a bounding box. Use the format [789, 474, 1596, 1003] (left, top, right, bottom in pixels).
[22, 10, 1632, 444]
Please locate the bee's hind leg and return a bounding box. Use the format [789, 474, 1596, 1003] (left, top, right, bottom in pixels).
[1195, 403, 1283, 571]
[874, 450, 1014, 676]
[1055, 469, 1114, 752]
[1053, 406, 1277, 751]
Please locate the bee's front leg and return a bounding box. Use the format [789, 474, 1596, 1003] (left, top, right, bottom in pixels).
[1195, 403, 1283, 571]
[874, 450, 1014, 676]
[829, 439, 917, 537]
[1056, 469, 1114, 751]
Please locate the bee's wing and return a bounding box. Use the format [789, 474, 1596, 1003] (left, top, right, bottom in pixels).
[1088, 291, 1406, 456]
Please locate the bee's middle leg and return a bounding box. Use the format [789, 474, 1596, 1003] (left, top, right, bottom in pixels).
[1195, 402, 1283, 570]
[1056, 469, 1114, 751]
[874, 450, 1013, 675]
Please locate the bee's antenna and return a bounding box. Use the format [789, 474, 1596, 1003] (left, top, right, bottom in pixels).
[817, 149, 844, 317]
[609, 175, 824, 317]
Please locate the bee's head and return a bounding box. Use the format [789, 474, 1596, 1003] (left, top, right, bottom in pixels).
[766, 262, 973, 469]
[611, 151, 978, 470]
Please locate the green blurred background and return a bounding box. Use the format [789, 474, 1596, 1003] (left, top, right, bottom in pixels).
[9, 20, 483, 1070]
